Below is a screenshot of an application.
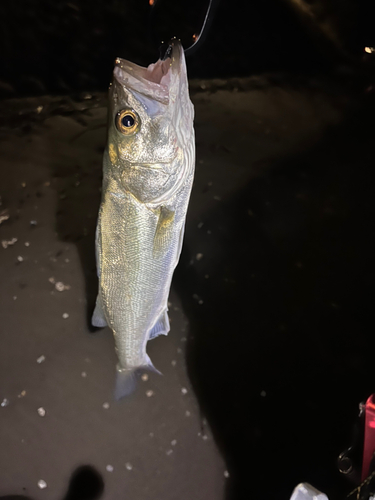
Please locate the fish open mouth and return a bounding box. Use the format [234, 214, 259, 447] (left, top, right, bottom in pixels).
[113, 39, 182, 103]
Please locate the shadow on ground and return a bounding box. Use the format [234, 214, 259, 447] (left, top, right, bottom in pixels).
[52, 113, 106, 329]
[62, 465, 104, 500]
[173, 96, 375, 500]
[0, 466, 104, 500]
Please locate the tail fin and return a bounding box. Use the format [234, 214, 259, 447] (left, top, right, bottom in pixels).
[114, 367, 137, 400]
[144, 354, 162, 376]
[114, 357, 162, 400]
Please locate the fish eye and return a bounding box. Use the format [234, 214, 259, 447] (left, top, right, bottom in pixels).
[115, 109, 139, 135]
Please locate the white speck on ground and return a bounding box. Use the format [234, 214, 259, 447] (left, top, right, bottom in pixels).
[146, 390, 154, 397]
[18, 390, 26, 398]
[125, 462, 133, 470]
[102, 402, 110, 409]
[38, 480, 47, 489]
[37, 355, 45, 364]
[81, 372, 87, 378]
[24, 241, 30, 246]
[2, 237, 17, 249]
[0, 210, 10, 225]
[13, 296, 17, 300]
[202, 435, 208, 441]
[196, 253, 203, 261]
[171, 439, 177, 446]
[166, 449, 173, 456]
[48, 277, 55, 284]
[181, 387, 188, 395]
[197, 222, 204, 229]
[17, 256, 23, 262]
[1, 398, 9, 407]
[141, 373, 149, 382]
[171, 360, 177, 366]
[224, 471, 230, 478]
[62, 313, 69, 319]
[185, 411, 191, 417]
[106, 465, 114, 472]
[37, 407, 46, 417]
[55, 281, 70, 291]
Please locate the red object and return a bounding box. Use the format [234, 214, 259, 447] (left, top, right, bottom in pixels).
[362, 394, 375, 480]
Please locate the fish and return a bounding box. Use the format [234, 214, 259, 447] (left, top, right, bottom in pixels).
[91, 40, 195, 399]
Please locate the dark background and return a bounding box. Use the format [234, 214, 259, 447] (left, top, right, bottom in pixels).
[1, 0, 375, 97]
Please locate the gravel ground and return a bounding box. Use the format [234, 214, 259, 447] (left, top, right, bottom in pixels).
[0, 77, 374, 500]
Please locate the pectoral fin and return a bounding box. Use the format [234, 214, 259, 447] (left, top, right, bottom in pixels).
[153, 206, 175, 258]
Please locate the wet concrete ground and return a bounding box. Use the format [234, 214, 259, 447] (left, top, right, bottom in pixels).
[0, 77, 374, 500]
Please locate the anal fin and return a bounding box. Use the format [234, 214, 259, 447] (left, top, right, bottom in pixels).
[149, 310, 170, 340]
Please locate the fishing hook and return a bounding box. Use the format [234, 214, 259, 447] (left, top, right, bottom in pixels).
[149, 0, 220, 57]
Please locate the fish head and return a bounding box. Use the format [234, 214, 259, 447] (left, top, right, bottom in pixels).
[106, 40, 194, 204]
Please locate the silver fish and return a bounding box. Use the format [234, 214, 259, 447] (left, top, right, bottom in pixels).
[92, 40, 195, 398]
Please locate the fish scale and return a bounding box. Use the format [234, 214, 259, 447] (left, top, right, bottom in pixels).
[92, 40, 195, 398]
